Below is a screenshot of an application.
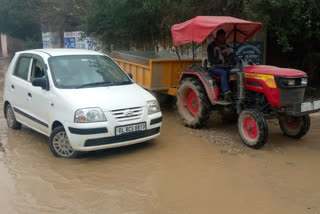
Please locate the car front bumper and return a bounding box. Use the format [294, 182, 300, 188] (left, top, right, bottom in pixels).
[64, 112, 162, 152]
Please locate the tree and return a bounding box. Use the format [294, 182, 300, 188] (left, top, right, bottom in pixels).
[0, 0, 41, 41]
[244, 0, 320, 52]
[84, 0, 163, 50]
[84, 0, 247, 50]
[0, 0, 89, 48]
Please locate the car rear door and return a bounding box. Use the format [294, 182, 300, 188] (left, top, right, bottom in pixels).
[8, 54, 33, 124]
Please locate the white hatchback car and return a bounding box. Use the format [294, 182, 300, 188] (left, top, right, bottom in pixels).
[3, 49, 162, 158]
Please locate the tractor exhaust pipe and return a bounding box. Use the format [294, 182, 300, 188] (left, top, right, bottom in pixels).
[237, 72, 245, 100]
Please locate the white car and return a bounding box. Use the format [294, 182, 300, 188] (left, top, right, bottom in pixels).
[3, 49, 162, 158]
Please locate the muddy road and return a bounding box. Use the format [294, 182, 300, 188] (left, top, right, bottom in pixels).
[1, 61, 320, 213]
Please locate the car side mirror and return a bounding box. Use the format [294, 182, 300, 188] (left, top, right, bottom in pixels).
[32, 77, 48, 90]
[127, 73, 133, 79]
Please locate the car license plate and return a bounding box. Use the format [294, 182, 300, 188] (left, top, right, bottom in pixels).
[115, 123, 146, 135]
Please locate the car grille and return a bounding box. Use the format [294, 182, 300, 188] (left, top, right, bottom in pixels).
[84, 127, 160, 147]
[111, 107, 144, 122]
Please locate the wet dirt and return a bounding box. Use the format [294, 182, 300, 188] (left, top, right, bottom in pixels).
[1, 62, 320, 213]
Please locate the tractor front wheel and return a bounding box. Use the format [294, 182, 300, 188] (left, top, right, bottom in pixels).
[176, 78, 211, 128]
[238, 109, 268, 149]
[278, 114, 310, 138]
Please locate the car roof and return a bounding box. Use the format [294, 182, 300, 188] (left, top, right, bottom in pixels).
[16, 48, 104, 57]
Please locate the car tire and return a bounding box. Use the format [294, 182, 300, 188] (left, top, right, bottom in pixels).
[49, 126, 80, 159]
[278, 114, 310, 138]
[176, 77, 211, 128]
[5, 104, 22, 130]
[238, 108, 268, 149]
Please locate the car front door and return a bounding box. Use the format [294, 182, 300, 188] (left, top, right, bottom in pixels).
[23, 55, 51, 135]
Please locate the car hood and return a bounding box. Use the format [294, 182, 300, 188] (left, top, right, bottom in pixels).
[57, 83, 155, 111]
[244, 65, 307, 77]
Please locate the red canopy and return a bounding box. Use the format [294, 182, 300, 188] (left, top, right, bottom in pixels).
[171, 16, 262, 46]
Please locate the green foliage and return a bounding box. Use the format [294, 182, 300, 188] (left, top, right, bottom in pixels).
[1, 0, 319, 60]
[0, 0, 41, 40]
[84, 0, 163, 49]
[83, 0, 247, 49]
[244, 0, 320, 53]
[0, 0, 88, 42]
[38, 0, 89, 32]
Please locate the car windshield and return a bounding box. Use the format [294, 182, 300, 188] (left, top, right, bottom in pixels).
[48, 55, 132, 88]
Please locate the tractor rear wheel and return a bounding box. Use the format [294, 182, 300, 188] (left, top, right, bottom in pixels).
[176, 77, 211, 128]
[238, 109, 268, 149]
[278, 114, 310, 138]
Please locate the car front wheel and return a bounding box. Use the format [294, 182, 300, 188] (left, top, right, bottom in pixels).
[49, 126, 80, 158]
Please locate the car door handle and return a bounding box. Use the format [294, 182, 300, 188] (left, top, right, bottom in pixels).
[11, 85, 15, 89]
[28, 92, 32, 98]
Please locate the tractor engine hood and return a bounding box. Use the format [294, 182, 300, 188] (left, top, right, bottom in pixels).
[244, 65, 306, 77]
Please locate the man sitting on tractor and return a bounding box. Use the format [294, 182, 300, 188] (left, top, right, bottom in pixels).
[207, 29, 232, 95]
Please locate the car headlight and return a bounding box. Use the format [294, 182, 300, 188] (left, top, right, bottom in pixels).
[301, 77, 308, 86]
[147, 100, 160, 115]
[74, 108, 107, 123]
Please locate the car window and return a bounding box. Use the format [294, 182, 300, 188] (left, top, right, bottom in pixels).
[13, 57, 32, 80]
[30, 58, 45, 82]
[48, 55, 132, 88]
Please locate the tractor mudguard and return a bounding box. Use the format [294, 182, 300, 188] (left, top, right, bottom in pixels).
[179, 67, 219, 103]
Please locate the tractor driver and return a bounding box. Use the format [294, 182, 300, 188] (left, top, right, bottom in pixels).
[207, 29, 232, 95]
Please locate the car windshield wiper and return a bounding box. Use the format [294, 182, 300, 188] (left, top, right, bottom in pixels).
[115, 80, 133, 85]
[76, 82, 113, 88]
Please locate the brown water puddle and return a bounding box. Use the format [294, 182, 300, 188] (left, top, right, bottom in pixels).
[1, 75, 320, 213]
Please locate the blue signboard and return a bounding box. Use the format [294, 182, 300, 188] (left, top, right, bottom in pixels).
[64, 37, 76, 48]
[235, 42, 263, 64]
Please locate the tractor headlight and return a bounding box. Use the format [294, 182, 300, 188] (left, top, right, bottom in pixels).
[288, 79, 295, 86]
[147, 100, 160, 115]
[74, 108, 107, 123]
[301, 77, 308, 86]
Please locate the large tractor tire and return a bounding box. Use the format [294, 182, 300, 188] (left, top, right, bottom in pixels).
[278, 114, 310, 138]
[176, 77, 211, 128]
[238, 109, 268, 149]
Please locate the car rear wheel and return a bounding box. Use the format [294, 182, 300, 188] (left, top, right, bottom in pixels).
[278, 114, 310, 138]
[238, 109, 268, 149]
[49, 126, 80, 158]
[5, 104, 22, 130]
[176, 77, 211, 128]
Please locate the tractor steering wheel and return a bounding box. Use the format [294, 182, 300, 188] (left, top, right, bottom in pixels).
[228, 52, 238, 67]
